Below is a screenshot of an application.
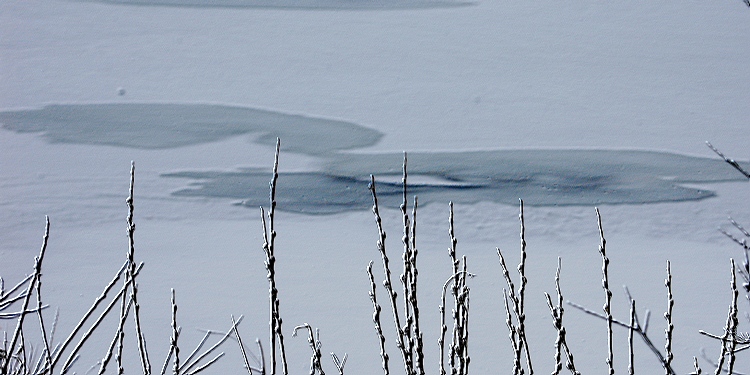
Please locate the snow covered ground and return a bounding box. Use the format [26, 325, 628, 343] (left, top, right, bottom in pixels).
[2, 0, 750, 373]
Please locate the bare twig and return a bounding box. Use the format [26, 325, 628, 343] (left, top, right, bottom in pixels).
[664, 261, 674, 374]
[497, 200, 533, 375]
[184, 352, 224, 375]
[35, 217, 52, 375]
[629, 299, 636, 375]
[181, 316, 247, 374]
[2, 217, 50, 375]
[171, 289, 180, 375]
[232, 315, 253, 375]
[51, 261, 129, 369]
[367, 261, 389, 375]
[517, 200, 532, 375]
[693, 356, 702, 375]
[400, 152, 416, 375]
[59, 263, 144, 374]
[544, 257, 578, 375]
[596, 207, 614, 375]
[568, 298, 675, 375]
[503, 290, 521, 375]
[706, 142, 750, 179]
[126, 161, 151, 375]
[569, 209, 676, 375]
[97, 294, 134, 375]
[261, 138, 288, 375]
[330, 352, 347, 375]
[161, 326, 181, 375]
[369, 175, 411, 375]
[293, 324, 325, 375]
[439, 271, 475, 375]
[0, 274, 34, 313]
[714, 259, 739, 375]
[700, 348, 746, 375]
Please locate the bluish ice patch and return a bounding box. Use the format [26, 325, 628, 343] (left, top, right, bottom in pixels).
[2, 103, 746, 213]
[164, 150, 746, 214]
[0, 103, 382, 156]
[77, 0, 473, 10]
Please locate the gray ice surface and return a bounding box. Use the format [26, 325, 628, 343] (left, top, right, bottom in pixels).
[77, 0, 472, 10]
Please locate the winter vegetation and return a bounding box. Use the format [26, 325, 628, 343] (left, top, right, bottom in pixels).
[3, 1, 750, 374]
[2, 139, 749, 375]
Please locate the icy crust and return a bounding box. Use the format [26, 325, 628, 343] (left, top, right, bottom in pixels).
[0, 103, 382, 156]
[78, 0, 472, 10]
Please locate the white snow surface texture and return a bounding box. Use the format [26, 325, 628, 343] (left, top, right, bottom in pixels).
[2, 0, 750, 374]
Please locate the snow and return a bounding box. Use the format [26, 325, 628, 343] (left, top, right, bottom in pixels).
[2, 0, 750, 373]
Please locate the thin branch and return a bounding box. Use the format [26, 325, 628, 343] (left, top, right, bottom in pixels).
[706, 142, 750, 179]
[51, 261, 129, 369]
[292, 324, 325, 375]
[181, 316, 246, 374]
[171, 289, 180, 375]
[330, 352, 347, 375]
[629, 299, 636, 375]
[184, 352, 224, 375]
[664, 261, 674, 374]
[262, 138, 287, 375]
[3, 218, 50, 375]
[369, 175, 411, 375]
[35, 217, 52, 375]
[232, 315, 253, 375]
[367, 261, 389, 375]
[596, 207, 614, 375]
[127, 161, 151, 375]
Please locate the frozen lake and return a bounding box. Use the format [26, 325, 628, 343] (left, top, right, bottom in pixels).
[2, 0, 750, 374]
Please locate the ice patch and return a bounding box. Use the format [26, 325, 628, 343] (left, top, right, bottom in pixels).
[0, 103, 382, 155]
[164, 149, 746, 213]
[2, 103, 746, 213]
